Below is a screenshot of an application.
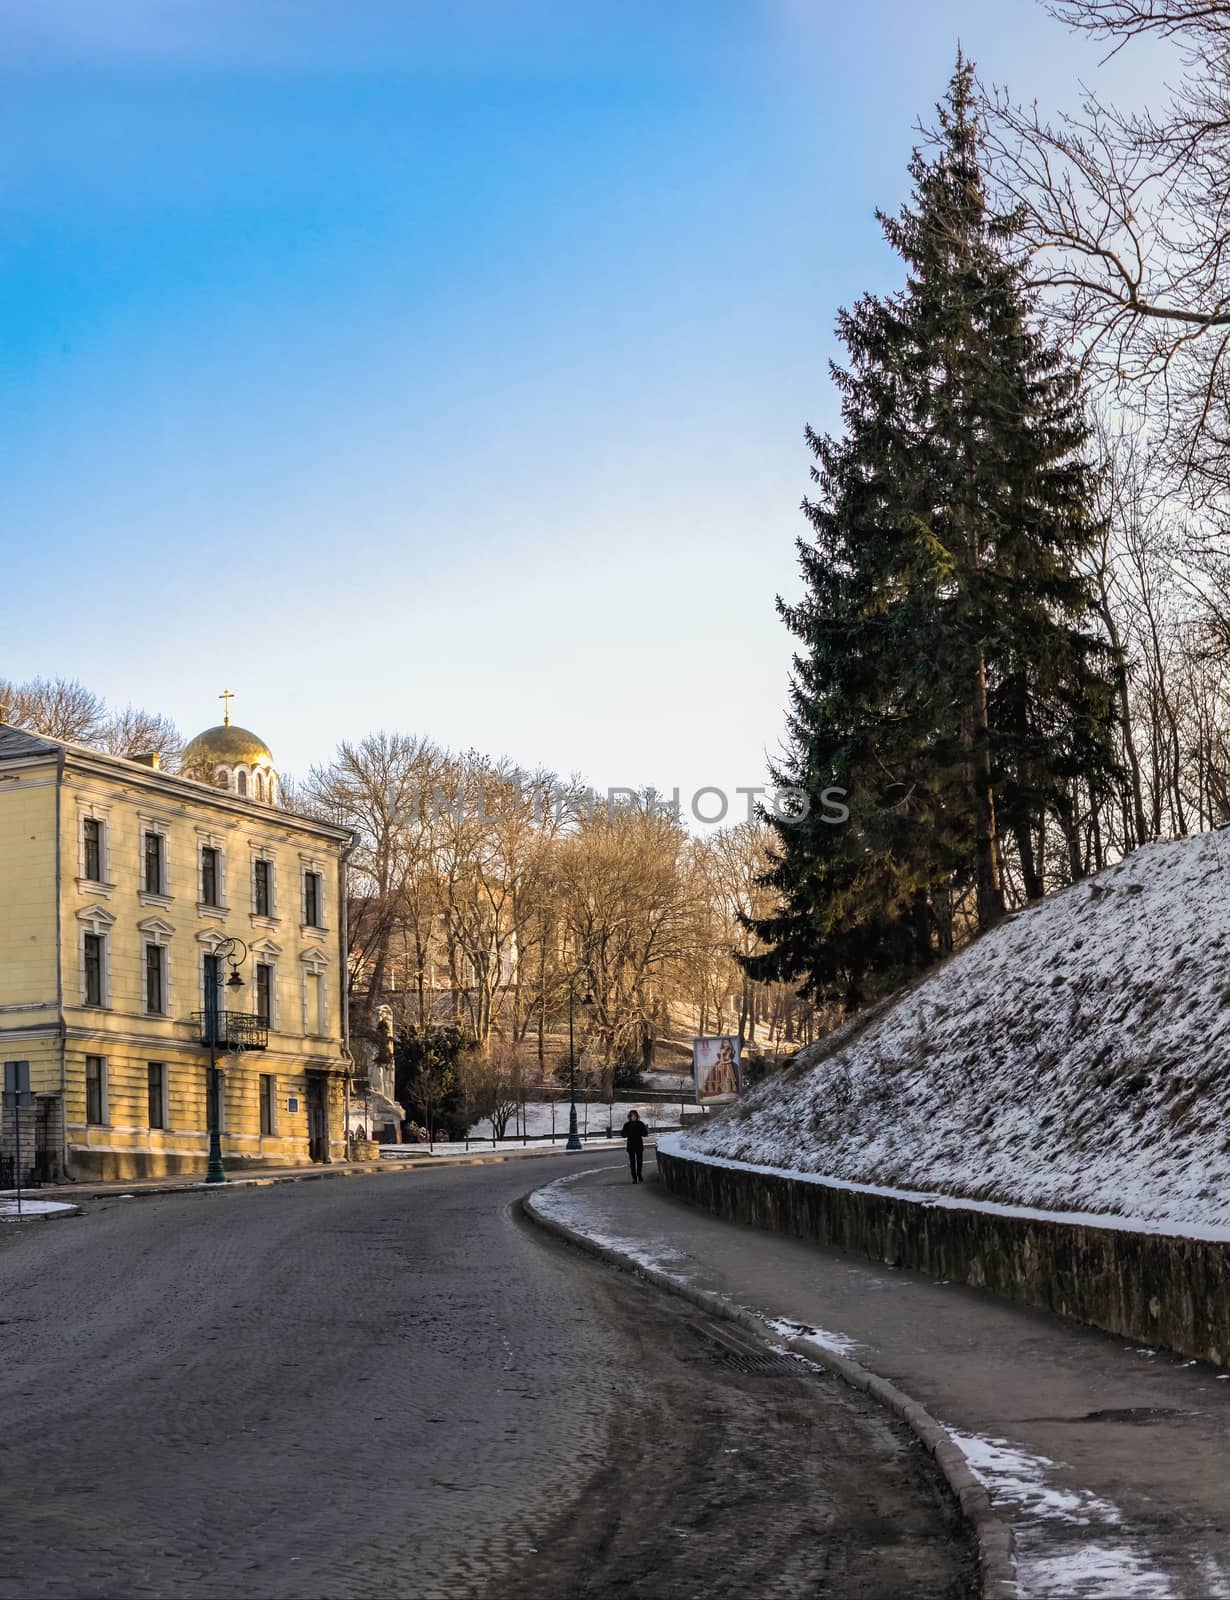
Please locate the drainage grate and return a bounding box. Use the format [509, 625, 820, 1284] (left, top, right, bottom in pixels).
[692, 1320, 803, 1377]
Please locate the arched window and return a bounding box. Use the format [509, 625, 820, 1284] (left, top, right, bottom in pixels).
[237, 770, 248, 796]
[253, 772, 265, 801]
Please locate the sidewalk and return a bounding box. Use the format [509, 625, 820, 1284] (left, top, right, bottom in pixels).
[5, 1139, 624, 1205]
[530, 1159, 1230, 1600]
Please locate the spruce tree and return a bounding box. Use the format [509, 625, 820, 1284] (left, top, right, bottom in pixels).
[748, 55, 1119, 1009]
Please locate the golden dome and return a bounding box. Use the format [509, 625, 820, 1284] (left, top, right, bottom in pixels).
[181, 724, 274, 767]
[181, 698, 280, 805]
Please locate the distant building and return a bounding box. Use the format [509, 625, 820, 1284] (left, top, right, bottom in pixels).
[0, 706, 353, 1183]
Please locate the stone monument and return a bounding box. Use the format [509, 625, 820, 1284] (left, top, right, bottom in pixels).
[349, 1003, 405, 1150]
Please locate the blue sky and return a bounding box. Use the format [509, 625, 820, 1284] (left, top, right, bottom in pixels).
[0, 1, 1162, 811]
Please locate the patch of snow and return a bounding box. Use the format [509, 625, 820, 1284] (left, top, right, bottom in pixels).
[764, 1314, 863, 1358]
[530, 1170, 696, 1281]
[953, 1429, 1175, 1598]
[671, 832, 1230, 1230]
[468, 1100, 682, 1140]
[1015, 1537, 1176, 1600]
[382, 1135, 624, 1158]
[0, 1198, 77, 1221]
[953, 1432, 1119, 1527]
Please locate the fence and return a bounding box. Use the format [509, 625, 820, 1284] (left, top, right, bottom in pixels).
[0, 1094, 64, 1189]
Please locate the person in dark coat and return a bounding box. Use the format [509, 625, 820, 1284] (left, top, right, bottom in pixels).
[620, 1110, 648, 1183]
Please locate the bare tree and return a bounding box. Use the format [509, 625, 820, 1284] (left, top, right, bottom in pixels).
[306, 732, 443, 1039]
[461, 1035, 526, 1139]
[552, 799, 709, 1081]
[99, 706, 183, 763]
[983, 1, 1230, 497]
[0, 676, 107, 743]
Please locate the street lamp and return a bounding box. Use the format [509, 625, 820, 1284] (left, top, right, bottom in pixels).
[204, 936, 248, 1185]
[566, 980, 593, 1153]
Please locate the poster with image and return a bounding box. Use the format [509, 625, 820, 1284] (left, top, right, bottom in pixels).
[693, 1035, 741, 1105]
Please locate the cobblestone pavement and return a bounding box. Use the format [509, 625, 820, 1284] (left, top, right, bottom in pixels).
[0, 1161, 973, 1600]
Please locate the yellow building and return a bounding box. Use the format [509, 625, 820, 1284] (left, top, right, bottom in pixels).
[0, 711, 353, 1183]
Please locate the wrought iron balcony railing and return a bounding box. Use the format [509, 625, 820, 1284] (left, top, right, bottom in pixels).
[191, 1011, 269, 1051]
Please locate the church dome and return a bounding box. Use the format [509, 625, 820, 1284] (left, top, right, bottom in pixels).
[181, 696, 279, 805]
[182, 724, 273, 767]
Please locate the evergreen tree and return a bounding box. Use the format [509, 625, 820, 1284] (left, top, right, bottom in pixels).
[748, 55, 1119, 1009]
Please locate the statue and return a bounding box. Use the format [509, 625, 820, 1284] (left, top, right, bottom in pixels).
[348, 1002, 404, 1146]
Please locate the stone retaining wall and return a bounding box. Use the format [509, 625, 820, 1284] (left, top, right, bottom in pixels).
[656, 1146, 1230, 1367]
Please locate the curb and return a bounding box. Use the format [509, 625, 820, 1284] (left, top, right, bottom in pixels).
[523, 1179, 1016, 1600]
[52, 1143, 626, 1204]
[0, 1203, 82, 1225]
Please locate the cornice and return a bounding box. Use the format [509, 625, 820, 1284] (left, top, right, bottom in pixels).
[57, 750, 352, 846]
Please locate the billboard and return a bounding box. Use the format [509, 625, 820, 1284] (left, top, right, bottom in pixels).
[693, 1035, 741, 1105]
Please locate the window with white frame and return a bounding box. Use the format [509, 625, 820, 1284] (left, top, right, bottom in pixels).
[145, 943, 165, 1014]
[84, 817, 103, 882]
[79, 807, 111, 888]
[143, 830, 165, 896]
[302, 868, 323, 929]
[201, 949, 222, 1030]
[85, 1055, 107, 1125]
[250, 940, 281, 1031]
[78, 906, 114, 1007]
[253, 855, 275, 919]
[255, 962, 273, 1026]
[139, 918, 174, 1017]
[84, 935, 104, 1005]
[200, 844, 223, 909]
[259, 1073, 277, 1136]
[147, 1061, 168, 1130]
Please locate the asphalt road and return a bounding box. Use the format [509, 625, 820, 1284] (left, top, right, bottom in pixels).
[0, 1162, 974, 1600]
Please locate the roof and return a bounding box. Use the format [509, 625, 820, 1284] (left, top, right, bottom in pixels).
[0, 721, 349, 843]
[0, 724, 61, 761]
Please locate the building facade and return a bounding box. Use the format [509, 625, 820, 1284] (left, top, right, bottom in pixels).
[0, 718, 353, 1183]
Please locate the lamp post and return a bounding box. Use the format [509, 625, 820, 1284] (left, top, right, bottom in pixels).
[205, 936, 248, 1185]
[566, 980, 593, 1153]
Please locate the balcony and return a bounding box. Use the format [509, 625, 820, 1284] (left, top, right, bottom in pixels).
[191, 1011, 269, 1051]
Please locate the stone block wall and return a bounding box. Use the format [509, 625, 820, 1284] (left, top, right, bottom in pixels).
[656, 1146, 1230, 1367]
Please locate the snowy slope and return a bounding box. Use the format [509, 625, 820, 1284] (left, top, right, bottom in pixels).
[679, 830, 1230, 1228]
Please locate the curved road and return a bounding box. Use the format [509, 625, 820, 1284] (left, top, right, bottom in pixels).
[0, 1161, 973, 1599]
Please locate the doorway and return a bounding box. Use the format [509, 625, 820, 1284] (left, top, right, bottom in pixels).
[306, 1074, 328, 1163]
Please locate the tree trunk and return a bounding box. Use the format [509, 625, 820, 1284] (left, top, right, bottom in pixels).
[968, 650, 1005, 928]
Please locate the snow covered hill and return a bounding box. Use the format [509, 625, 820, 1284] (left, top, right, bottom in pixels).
[679, 829, 1230, 1229]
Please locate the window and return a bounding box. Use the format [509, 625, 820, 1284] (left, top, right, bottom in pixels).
[147, 1062, 166, 1130]
[303, 870, 322, 928]
[85, 1056, 106, 1125]
[84, 934, 105, 1006]
[201, 846, 220, 907]
[145, 943, 165, 1014]
[203, 952, 222, 1034]
[143, 831, 164, 896]
[259, 1073, 276, 1136]
[237, 769, 248, 796]
[254, 858, 272, 918]
[255, 962, 272, 1026]
[83, 817, 102, 882]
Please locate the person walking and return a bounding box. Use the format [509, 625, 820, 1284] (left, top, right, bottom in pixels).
[619, 1109, 648, 1183]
